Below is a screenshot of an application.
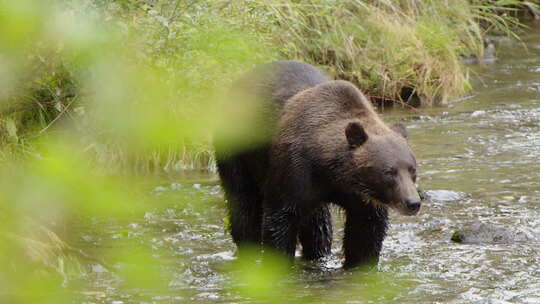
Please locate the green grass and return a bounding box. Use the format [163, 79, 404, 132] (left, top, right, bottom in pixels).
[0, 0, 533, 172]
[252, 0, 528, 104]
[0, 0, 274, 173]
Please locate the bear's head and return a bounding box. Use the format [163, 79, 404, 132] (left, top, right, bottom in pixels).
[343, 121, 421, 215]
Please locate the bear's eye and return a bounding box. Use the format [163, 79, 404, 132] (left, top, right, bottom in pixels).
[384, 168, 397, 176]
[409, 167, 417, 181]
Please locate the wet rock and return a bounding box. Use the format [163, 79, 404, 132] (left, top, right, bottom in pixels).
[462, 43, 496, 65]
[482, 43, 497, 63]
[451, 223, 534, 244]
[399, 87, 423, 107]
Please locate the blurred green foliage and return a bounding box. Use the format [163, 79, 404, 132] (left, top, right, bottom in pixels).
[0, 0, 272, 302]
[0, 0, 275, 171]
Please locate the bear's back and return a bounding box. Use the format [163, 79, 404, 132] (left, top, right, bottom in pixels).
[276, 80, 393, 163]
[234, 60, 330, 110]
[280, 81, 387, 134]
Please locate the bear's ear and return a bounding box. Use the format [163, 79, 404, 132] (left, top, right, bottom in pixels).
[345, 122, 368, 148]
[391, 123, 408, 139]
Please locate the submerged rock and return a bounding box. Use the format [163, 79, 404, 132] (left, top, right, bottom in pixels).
[462, 43, 496, 65]
[451, 223, 534, 244]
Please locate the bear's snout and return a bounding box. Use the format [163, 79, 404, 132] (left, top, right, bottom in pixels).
[404, 198, 421, 215]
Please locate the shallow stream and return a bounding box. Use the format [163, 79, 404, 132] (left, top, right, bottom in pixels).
[79, 27, 540, 304]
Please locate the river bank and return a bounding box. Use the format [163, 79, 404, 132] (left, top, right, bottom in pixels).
[0, 0, 537, 172]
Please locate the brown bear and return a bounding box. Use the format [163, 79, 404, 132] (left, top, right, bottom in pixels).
[214, 61, 420, 268]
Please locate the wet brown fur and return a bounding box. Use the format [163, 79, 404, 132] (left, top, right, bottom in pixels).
[214, 61, 419, 268]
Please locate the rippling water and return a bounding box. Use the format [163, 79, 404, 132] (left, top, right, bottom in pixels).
[80, 27, 540, 303]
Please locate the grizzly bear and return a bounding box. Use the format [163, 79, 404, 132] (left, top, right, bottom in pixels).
[214, 61, 420, 268]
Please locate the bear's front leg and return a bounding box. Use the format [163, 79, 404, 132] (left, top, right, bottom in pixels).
[299, 204, 333, 260]
[262, 202, 300, 258]
[343, 204, 388, 269]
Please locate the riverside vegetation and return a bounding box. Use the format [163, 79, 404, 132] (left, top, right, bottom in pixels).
[0, 0, 539, 303]
[1, 0, 537, 171]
